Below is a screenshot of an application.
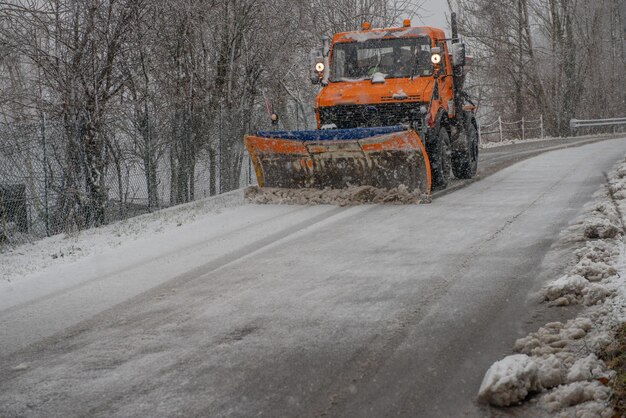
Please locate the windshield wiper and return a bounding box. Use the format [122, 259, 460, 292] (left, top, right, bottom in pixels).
[410, 53, 419, 80]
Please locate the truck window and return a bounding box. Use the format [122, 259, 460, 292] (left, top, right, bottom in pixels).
[330, 36, 432, 82]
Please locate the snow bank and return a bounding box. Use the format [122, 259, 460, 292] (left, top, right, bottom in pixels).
[555, 401, 614, 418]
[543, 202, 620, 307]
[543, 275, 588, 305]
[479, 156, 626, 416]
[479, 133, 622, 150]
[566, 354, 607, 383]
[582, 284, 614, 306]
[575, 240, 619, 263]
[572, 259, 616, 282]
[478, 354, 539, 406]
[582, 202, 621, 240]
[544, 275, 615, 307]
[480, 136, 558, 149]
[541, 381, 610, 412]
[513, 318, 592, 357]
[0, 189, 245, 283]
[478, 353, 575, 406]
[535, 354, 566, 389]
[244, 185, 429, 206]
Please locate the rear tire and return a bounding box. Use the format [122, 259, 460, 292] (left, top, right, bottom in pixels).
[452, 121, 479, 179]
[429, 125, 452, 190]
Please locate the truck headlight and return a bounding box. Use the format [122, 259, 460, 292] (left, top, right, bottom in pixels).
[431, 53, 442, 65]
[315, 62, 325, 72]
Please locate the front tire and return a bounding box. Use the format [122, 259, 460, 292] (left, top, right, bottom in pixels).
[429, 125, 452, 190]
[452, 121, 479, 179]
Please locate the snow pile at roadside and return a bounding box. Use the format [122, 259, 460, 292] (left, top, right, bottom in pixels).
[0, 190, 244, 282]
[478, 354, 542, 406]
[480, 136, 556, 149]
[479, 132, 620, 150]
[478, 157, 626, 416]
[244, 185, 430, 206]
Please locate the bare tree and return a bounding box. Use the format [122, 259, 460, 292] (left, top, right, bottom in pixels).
[453, 0, 626, 136]
[1, 0, 141, 226]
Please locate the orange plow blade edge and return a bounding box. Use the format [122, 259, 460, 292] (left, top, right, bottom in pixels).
[244, 127, 431, 194]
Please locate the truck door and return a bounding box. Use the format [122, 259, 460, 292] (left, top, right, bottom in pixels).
[437, 41, 455, 118]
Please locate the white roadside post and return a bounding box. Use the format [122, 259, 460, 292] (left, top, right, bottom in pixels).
[498, 116, 503, 142]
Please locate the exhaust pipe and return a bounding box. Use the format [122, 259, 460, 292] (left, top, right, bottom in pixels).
[451, 12, 459, 44]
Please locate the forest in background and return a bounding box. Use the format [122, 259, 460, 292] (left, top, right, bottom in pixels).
[0, 0, 624, 235]
[452, 0, 625, 135]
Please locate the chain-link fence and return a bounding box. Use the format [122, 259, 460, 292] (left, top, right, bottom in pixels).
[0, 115, 256, 247]
[0, 121, 52, 245]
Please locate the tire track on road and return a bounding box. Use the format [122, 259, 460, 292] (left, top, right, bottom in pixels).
[0, 204, 371, 356]
[433, 134, 622, 200]
[312, 157, 579, 418]
[0, 205, 312, 317]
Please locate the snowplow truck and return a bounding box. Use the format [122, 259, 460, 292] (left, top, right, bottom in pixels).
[245, 14, 478, 195]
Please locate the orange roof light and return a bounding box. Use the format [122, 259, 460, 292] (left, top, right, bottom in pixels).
[403, 19, 411, 27]
[361, 22, 371, 31]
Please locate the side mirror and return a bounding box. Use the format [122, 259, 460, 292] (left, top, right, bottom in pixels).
[310, 48, 324, 85]
[452, 43, 466, 68]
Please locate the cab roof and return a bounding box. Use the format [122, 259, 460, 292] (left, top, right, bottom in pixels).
[332, 26, 446, 44]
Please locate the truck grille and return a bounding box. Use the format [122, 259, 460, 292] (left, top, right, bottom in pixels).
[318, 102, 423, 129]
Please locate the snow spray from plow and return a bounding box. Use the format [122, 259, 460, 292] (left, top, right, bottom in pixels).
[244, 126, 432, 205]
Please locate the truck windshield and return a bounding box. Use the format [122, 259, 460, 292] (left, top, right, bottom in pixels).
[330, 36, 432, 82]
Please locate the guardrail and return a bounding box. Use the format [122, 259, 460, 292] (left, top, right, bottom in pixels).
[570, 117, 626, 136]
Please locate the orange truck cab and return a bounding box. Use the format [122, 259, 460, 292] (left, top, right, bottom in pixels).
[310, 16, 479, 189]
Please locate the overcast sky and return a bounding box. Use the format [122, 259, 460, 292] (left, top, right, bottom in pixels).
[416, 0, 450, 32]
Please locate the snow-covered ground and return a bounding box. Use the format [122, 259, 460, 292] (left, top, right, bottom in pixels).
[0, 188, 365, 354]
[480, 136, 560, 149]
[0, 190, 245, 284]
[478, 157, 626, 417]
[480, 132, 623, 149]
[0, 133, 615, 285]
[2, 137, 626, 417]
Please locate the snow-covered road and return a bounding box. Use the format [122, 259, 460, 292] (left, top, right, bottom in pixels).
[1, 137, 625, 417]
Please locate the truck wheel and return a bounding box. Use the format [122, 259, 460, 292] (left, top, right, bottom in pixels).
[452, 122, 479, 179]
[429, 126, 452, 190]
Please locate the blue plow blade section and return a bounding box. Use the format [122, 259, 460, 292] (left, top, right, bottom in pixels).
[255, 125, 408, 141]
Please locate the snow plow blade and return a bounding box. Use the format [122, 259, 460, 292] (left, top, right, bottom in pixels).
[244, 126, 431, 194]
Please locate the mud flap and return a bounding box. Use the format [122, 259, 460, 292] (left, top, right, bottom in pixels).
[245, 129, 431, 194]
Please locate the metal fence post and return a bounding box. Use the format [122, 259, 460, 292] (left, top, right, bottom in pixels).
[570, 119, 577, 137]
[246, 109, 253, 187]
[498, 116, 503, 142]
[218, 104, 223, 194]
[41, 112, 50, 237]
